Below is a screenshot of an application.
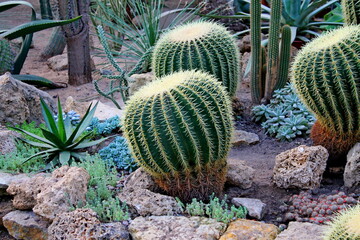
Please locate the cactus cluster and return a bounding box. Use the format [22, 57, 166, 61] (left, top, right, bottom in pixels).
[291, 25, 360, 157]
[152, 21, 240, 97]
[123, 70, 233, 202]
[0, 39, 14, 74]
[342, 0, 360, 25]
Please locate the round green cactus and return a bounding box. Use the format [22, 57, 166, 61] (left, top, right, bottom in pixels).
[324, 204, 360, 240]
[152, 21, 240, 97]
[342, 0, 360, 25]
[123, 70, 233, 202]
[291, 26, 360, 158]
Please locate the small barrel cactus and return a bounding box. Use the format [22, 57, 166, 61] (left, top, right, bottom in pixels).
[123, 70, 233, 202]
[152, 21, 240, 97]
[324, 204, 360, 240]
[342, 0, 360, 25]
[291, 25, 360, 159]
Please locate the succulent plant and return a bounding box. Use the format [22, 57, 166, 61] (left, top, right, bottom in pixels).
[87, 116, 121, 135]
[123, 70, 233, 202]
[54, 110, 81, 126]
[291, 25, 360, 157]
[152, 21, 240, 97]
[0, 39, 14, 74]
[342, 0, 360, 25]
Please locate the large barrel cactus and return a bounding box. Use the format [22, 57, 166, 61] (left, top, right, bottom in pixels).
[291, 25, 360, 159]
[152, 21, 240, 97]
[342, 0, 360, 25]
[123, 70, 233, 202]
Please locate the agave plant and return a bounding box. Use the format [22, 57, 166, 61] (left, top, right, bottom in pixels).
[12, 98, 107, 168]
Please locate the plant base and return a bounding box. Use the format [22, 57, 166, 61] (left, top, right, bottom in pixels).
[154, 161, 227, 203]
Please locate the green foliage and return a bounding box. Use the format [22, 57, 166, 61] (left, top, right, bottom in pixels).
[322, 3, 344, 30]
[87, 116, 121, 135]
[152, 21, 240, 97]
[177, 194, 247, 224]
[12, 98, 107, 169]
[324, 204, 360, 240]
[0, 39, 14, 74]
[291, 25, 360, 137]
[342, 0, 360, 25]
[11, 121, 45, 143]
[252, 83, 315, 141]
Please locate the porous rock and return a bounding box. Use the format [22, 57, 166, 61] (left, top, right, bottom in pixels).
[0, 171, 31, 196]
[219, 219, 279, 240]
[273, 145, 328, 189]
[123, 168, 158, 192]
[232, 129, 259, 146]
[275, 221, 328, 240]
[0, 72, 56, 125]
[129, 216, 226, 240]
[129, 72, 154, 95]
[3, 210, 50, 240]
[226, 158, 254, 189]
[88, 222, 130, 240]
[232, 198, 266, 220]
[0, 129, 20, 155]
[344, 143, 360, 188]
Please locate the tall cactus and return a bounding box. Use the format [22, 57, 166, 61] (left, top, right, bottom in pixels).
[123, 70, 233, 202]
[291, 25, 360, 158]
[152, 21, 240, 97]
[342, 0, 360, 25]
[0, 39, 14, 75]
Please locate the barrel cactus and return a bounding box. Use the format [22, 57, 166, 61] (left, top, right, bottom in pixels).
[123, 70, 233, 202]
[291, 25, 360, 159]
[324, 204, 360, 240]
[152, 21, 240, 97]
[342, 0, 360, 25]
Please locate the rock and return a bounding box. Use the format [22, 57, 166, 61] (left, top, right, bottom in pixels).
[64, 96, 90, 117]
[3, 210, 50, 240]
[47, 53, 95, 71]
[273, 145, 328, 189]
[89, 222, 130, 240]
[219, 219, 279, 240]
[232, 130, 259, 146]
[232, 198, 266, 220]
[0, 200, 15, 226]
[123, 168, 158, 192]
[344, 143, 360, 188]
[275, 222, 328, 240]
[129, 72, 154, 95]
[226, 159, 254, 189]
[129, 216, 226, 240]
[92, 100, 123, 121]
[48, 208, 100, 240]
[7, 166, 90, 220]
[0, 130, 20, 155]
[0, 73, 56, 125]
[0, 171, 31, 196]
[118, 188, 182, 216]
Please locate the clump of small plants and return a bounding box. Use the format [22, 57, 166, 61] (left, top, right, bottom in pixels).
[87, 116, 121, 135]
[99, 136, 138, 172]
[252, 83, 316, 141]
[281, 190, 358, 224]
[177, 194, 247, 224]
[54, 110, 81, 126]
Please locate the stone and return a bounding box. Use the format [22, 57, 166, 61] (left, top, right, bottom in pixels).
[129, 216, 226, 240]
[88, 222, 130, 240]
[0, 130, 20, 155]
[344, 143, 360, 188]
[0, 171, 31, 196]
[219, 219, 279, 240]
[64, 96, 90, 117]
[47, 53, 95, 71]
[0, 73, 56, 125]
[226, 158, 254, 189]
[232, 130, 259, 146]
[92, 100, 123, 121]
[123, 168, 158, 192]
[275, 222, 328, 240]
[129, 72, 154, 95]
[273, 145, 328, 189]
[232, 198, 266, 220]
[0, 200, 15, 226]
[3, 210, 50, 240]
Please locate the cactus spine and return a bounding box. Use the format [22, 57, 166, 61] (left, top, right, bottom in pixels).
[152, 21, 240, 97]
[123, 70, 233, 202]
[342, 0, 360, 25]
[291, 26, 360, 158]
[324, 204, 360, 240]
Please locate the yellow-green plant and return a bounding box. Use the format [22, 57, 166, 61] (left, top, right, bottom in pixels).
[123, 70, 233, 202]
[342, 0, 360, 25]
[291, 25, 360, 158]
[152, 21, 240, 97]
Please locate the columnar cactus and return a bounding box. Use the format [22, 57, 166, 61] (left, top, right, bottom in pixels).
[324, 204, 360, 240]
[123, 70, 233, 202]
[342, 0, 360, 25]
[0, 39, 14, 74]
[291, 26, 360, 158]
[152, 21, 240, 97]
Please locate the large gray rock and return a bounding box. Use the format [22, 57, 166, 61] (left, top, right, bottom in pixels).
[0, 72, 56, 125]
[226, 158, 254, 189]
[232, 129, 259, 146]
[344, 143, 360, 188]
[0, 200, 15, 227]
[0, 129, 20, 154]
[0, 171, 31, 196]
[3, 210, 50, 240]
[275, 222, 328, 240]
[129, 216, 226, 240]
[273, 145, 328, 189]
[232, 198, 266, 220]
